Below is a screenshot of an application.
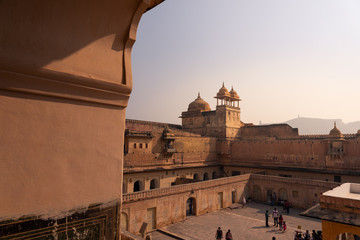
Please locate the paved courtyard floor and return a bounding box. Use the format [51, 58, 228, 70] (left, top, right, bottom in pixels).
[154, 202, 321, 240]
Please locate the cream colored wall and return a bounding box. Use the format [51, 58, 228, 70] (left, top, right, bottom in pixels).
[122, 175, 249, 236]
[122, 174, 337, 236]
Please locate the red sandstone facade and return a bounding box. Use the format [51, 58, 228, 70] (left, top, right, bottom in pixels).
[0, 1, 164, 239]
[124, 84, 360, 194]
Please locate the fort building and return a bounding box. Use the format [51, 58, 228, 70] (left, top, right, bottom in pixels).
[120, 84, 360, 238]
[0, 0, 165, 239]
[124, 84, 360, 195]
[1, 2, 359, 239]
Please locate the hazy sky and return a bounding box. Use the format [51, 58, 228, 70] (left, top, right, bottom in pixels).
[127, 0, 360, 125]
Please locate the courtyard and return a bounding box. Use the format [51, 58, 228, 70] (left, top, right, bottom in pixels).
[150, 202, 321, 240]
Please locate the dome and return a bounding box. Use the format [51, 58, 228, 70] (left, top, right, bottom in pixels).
[216, 82, 231, 98]
[329, 122, 343, 138]
[230, 87, 240, 100]
[188, 93, 211, 112]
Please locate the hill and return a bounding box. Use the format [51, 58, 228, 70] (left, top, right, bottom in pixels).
[284, 117, 360, 135]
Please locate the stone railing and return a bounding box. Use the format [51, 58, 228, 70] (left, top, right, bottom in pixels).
[122, 174, 251, 203]
[250, 174, 340, 188]
[126, 119, 182, 129]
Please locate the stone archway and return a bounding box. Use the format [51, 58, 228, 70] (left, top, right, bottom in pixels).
[278, 188, 288, 201]
[336, 232, 360, 240]
[193, 173, 199, 181]
[203, 172, 209, 181]
[186, 197, 196, 216]
[133, 180, 144, 192]
[150, 179, 159, 189]
[253, 185, 262, 202]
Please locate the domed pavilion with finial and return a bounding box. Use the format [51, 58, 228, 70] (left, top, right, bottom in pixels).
[181, 83, 243, 138]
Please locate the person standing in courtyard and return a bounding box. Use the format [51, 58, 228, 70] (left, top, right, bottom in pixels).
[215, 227, 223, 240]
[242, 196, 247, 208]
[278, 214, 283, 230]
[284, 200, 290, 214]
[225, 229, 233, 240]
[273, 208, 279, 227]
[282, 221, 286, 232]
[265, 210, 269, 227]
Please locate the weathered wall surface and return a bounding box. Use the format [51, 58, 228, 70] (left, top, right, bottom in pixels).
[123, 166, 222, 193]
[228, 137, 360, 173]
[230, 138, 327, 169]
[0, 0, 164, 238]
[240, 124, 299, 138]
[122, 175, 250, 236]
[121, 174, 338, 236]
[124, 120, 218, 169]
[224, 166, 360, 183]
[249, 175, 339, 209]
[0, 94, 124, 219]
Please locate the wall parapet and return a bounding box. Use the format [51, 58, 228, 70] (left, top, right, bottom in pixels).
[250, 174, 340, 188]
[126, 119, 182, 129]
[122, 174, 251, 203]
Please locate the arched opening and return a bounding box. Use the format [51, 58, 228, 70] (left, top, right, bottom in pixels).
[212, 171, 217, 179]
[121, 212, 128, 231]
[337, 232, 359, 240]
[150, 179, 159, 189]
[278, 188, 288, 202]
[133, 180, 143, 192]
[253, 185, 262, 202]
[203, 172, 209, 181]
[186, 197, 196, 216]
[193, 173, 199, 181]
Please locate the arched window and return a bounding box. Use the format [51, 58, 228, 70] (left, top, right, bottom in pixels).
[193, 173, 199, 181]
[150, 179, 159, 189]
[203, 172, 209, 181]
[212, 171, 217, 179]
[186, 197, 196, 216]
[337, 233, 360, 240]
[133, 180, 143, 192]
[278, 188, 288, 201]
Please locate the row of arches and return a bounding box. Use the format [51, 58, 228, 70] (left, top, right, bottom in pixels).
[253, 185, 288, 203]
[193, 171, 217, 181]
[126, 171, 218, 193]
[133, 179, 160, 192]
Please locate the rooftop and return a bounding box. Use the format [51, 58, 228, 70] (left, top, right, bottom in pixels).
[323, 183, 360, 201]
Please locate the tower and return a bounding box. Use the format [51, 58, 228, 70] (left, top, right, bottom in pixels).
[214, 83, 242, 138]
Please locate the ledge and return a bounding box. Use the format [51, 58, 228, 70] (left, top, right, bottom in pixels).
[0, 68, 131, 108]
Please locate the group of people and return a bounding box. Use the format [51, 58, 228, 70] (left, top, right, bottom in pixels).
[265, 208, 287, 231]
[294, 230, 322, 240]
[215, 227, 232, 240]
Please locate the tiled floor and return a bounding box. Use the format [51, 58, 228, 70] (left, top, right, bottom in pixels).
[153, 202, 321, 240]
